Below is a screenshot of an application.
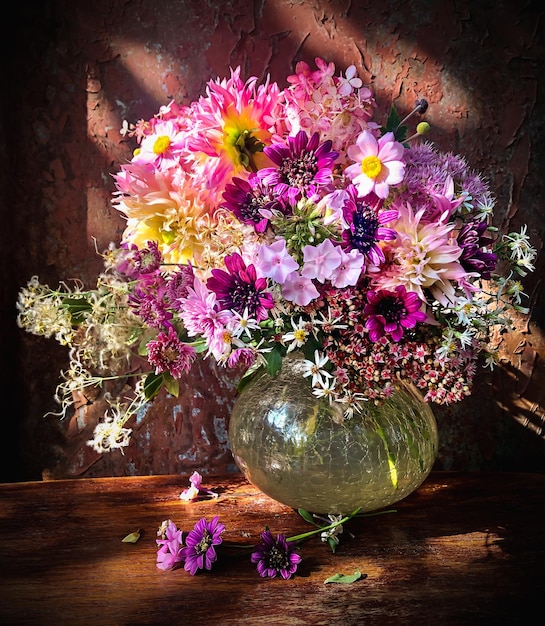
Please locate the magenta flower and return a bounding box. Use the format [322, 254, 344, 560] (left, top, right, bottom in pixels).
[180, 516, 225, 575]
[221, 173, 284, 233]
[364, 285, 427, 342]
[206, 253, 274, 321]
[147, 326, 196, 378]
[250, 530, 302, 580]
[156, 519, 184, 571]
[258, 130, 339, 204]
[345, 130, 405, 199]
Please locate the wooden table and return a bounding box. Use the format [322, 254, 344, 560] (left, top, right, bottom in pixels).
[1, 472, 544, 625]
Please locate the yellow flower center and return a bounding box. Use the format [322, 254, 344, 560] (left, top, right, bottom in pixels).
[294, 329, 307, 342]
[361, 155, 382, 179]
[153, 135, 171, 155]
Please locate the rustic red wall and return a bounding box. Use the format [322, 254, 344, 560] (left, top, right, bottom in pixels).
[2, 0, 544, 481]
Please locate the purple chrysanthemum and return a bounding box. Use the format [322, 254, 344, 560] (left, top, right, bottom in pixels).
[128, 274, 173, 330]
[166, 264, 195, 306]
[364, 285, 427, 342]
[457, 220, 497, 279]
[340, 185, 398, 265]
[147, 326, 196, 378]
[180, 516, 225, 576]
[250, 530, 302, 580]
[221, 173, 285, 232]
[257, 130, 339, 204]
[156, 519, 184, 571]
[206, 252, 274, 321]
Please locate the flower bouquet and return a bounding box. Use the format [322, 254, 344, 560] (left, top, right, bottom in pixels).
[17, 56, 537, 579]
[18, 57, 535, 453]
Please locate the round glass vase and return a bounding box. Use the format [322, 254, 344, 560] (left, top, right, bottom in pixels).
[229, 354, 439, 515]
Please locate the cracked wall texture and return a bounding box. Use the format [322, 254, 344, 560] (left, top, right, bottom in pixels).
[2, 0, 544, 480]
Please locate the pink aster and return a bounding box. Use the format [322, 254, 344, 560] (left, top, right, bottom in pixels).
[179, 277, 232, 339]
[364, 285, 427, 342]
[345, 130, 406, 199]
[301, 238, 343, 283]
[256, 239, 299, 284]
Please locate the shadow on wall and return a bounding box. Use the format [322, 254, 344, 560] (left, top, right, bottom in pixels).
[4, 0, 545, 481]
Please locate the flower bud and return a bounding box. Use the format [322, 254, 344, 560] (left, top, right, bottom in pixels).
[416, 122, 430, 135]
[415, 98, 429, 114]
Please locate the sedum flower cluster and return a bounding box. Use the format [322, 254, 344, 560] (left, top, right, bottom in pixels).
[17, 58, 536, 452]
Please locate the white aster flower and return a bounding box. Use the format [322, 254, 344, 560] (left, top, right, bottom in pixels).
[302, 350, 333, 388]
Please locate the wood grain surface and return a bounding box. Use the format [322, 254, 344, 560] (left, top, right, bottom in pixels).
[1, 472, 544, 625]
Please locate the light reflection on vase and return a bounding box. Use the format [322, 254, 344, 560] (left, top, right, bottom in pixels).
[229, 354, 438, 515]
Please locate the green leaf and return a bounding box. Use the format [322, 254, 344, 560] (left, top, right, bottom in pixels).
[382, 104, 408, 142]
[121, 529, 141, 543]
[264, 347, 283, 378]
[297, 508, 315, 525]
[61, 296, 93, 324]
[163, 373, 179, 398]
[324, 570, 366, 585]
[143, 372, 164, 400]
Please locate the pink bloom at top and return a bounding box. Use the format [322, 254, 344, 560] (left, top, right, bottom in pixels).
[281, 271, 320, 306]
[133, 120, 186, 170]
[301, 239, 343, 283]
[257, 239, 299, 284]
[345, 130, 405, 199]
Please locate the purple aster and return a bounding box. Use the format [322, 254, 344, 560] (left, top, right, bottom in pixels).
[364, 285, 427, 342]
[250, 530, 302, 580]
[180, 516, 225, 575]
[221, 173, 285, 232]
[206, 252, 274, 321]
[456, 220, 497, 279]
[147, 326, 196, 378]
[156, 519, 184, 571]
[257, 130, 339, 205]
[340, 185, 398, 265]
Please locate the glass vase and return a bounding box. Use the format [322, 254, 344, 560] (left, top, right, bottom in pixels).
[229, 354, 438, 515]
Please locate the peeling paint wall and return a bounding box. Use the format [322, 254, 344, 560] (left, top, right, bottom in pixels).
[2, 0, 544, 480]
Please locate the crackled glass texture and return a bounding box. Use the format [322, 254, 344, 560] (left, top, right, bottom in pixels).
[229, 355, 439, 514]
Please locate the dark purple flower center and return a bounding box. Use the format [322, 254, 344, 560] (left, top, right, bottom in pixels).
[350, 209, 380, 254]
[279, 153, 318, 189]
[266, 545, 290, 570]
[374, 295, 405, 322]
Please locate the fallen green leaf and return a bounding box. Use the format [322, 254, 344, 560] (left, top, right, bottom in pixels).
[324, 570, 365, 584]
[121, 529, 141, 543]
